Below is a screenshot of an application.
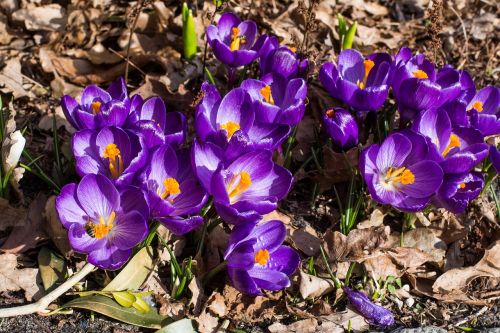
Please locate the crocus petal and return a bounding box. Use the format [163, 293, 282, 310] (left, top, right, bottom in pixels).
[61, 95, 80, 129]
[400, 160, 443, 198]
[76, 174, 120, 220]
[88, 243, 131, 270]
[68, 223, 106, 253]
[81, 85, 111, 107]
[248, 266, 290, 290]
[110, 211, 148, 250]
[157, 215, 204, 235]
[227, 267, 261, 295]
[375, 133, 412, 171]
[490, 145, 500, 174]
[56, 183, 88, 227]
[265, 245, 300, 275]
[119, 187, 150, 221]
[192, 141, 224, 192]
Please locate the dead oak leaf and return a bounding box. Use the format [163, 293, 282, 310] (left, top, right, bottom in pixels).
[0, 253, 42, 301]
[299, 270, 335, 299]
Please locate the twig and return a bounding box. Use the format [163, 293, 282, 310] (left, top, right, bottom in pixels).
[454, 306, 488, 327]
[0, 263, 95, 317]
[107, 48, 146, 77]
[124, 0, 147, 83]
[448, 5, 468, 56]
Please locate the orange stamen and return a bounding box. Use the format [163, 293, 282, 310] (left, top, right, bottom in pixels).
[255, 249, 270, 265]
[227, 171, 251, 200]
[442, 133, 461, 157]
[220, 121, 240, 140]
[103, 143, 124, 179]
[326, 109, 335, 118]
[412, 70, 428, 79]
[160, 178, 181, 201]
[92, 101, 101, 114]
[260, 85, 275, 105]
[470, 101, 483, 113]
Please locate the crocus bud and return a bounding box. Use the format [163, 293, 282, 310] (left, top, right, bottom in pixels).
[323, 107, 358, 150]
[344, 287, 394, 328]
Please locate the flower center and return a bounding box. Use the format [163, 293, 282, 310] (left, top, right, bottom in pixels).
[357, 59, 375, 89]
[326, 109, 335, 118]
[85, 211, 116, 239]
[102, 143, 124, 179]
[260, 85, 275, 105]
[230, 27, 246, 51]
[385, 167, 415, 185]
[288, 46, 297, 53]
[459, 182, 466, 189]
[227, 171, 251, 200]
[220, 121, 240, 140]
[442, 133, 461, 157]
[160, 177, 181, 202]
[255, 249, 270, 266]
[92, 101, 101, 114]
[469, 101, 483, 113]
[412, 70, 428, 79]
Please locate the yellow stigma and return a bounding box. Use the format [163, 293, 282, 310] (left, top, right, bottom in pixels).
[386, 167, 415, 185]
[288, 46, 297, 53]
[91, 101, 101, 114]
[102, 143, 124, 179]
[260, 85, 275, 105]
[90, 211, 115, 239]
[255, 249, 270, 266]
[326, 109, 335, 118]
[442, 133, 461, 157]
[227, 171, 251, 200]
[357, 59, 375, 89]
[160, 177, 181, 201]
[220, 121, 240, 140]
[470, 101, 483, 113]
[230, 27, 245, 51]
[459, 182, 466, 189]
[412, 70, 428, 79]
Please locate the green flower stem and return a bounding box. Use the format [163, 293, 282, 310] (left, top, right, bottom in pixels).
[202, 260, 227, 286]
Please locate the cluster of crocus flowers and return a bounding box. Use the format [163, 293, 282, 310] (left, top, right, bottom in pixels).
[199, 12, 305, 294]
[325, 46, 500, 214]
[57, 77, 208, 270]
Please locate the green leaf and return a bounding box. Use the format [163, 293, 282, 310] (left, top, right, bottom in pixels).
[395, 277, 402, 288]
[132, 295, 150, 314]
[103, 246, 153, 292]
[62, 295, 170, 329]
[155, 318, 197, 333]
[112, 291, 135, 308]
[38, 247, 66, 292]
[342, 21, 357, 50]
[182, 3, 197, 60]
[337, 14, 346, 36]
[387, 284, 396, 295]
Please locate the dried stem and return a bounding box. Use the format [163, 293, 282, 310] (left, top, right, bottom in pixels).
[124, 0, 147, 83]
[0, 263, 95, 317]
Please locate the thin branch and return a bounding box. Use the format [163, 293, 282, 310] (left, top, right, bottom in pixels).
[0, 263, 95, 317]
[124, 0, 147, 83]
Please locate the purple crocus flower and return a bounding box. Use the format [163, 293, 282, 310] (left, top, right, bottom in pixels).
[319, 49, 391, 112]
[125, 96, 186, 149]
[390, 49, 462, 121]
[433, 172, 484, 214]
[240, 73, 307, 126]
[360, 131, 443, 212]
[490, 145, 500, 174]
[195, 82, 290, 160]
[225, 219, 300, 295]
[206, 12, 259, 67]
[62, 78, 130, 131]
[412, 108, 488, 174]
[56, 174, 149, 270]
[467, 86, 500, 137]
[138, 144, 208, 235]
[343, 287, 394, 328]
[72, 126, 147, 187]
[257, 35, 308, 79]
[192, 141, 293, 224]
[322, 107, 358, 150]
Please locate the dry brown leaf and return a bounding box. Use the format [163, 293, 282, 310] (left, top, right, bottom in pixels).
[324, 226, 389, 262]
[428, 211, 472, 244]
[188, 277, 205, 316]
[207, 292, 227, 317]
[0, 58, 34, 98]
[401, 228, 447, 265]
[194, 309, 219, 333]
[0, 198, 26, 231]
[363, 252, 402, 279]
[320, 146, 359, 188]
[444, 241, 464, 272]
[12, 4, 66, 31]
[433, 240, 500, 294]
[0, 12, 14, 45]
[357, 209, 385, 229]
[0, 253, 42, 301]
[321, 308, 370, 332]
[299, 270, 335, 299]
[43, 196, 71, 256]
[1, 194, 48, 254]
[268, 318, 319, 333]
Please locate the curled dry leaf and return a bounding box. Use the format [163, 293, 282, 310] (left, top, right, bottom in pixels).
[428, 211, 472, 244]
[188, 277, 205, 316]
[320, 146, 359, 189]
[1, 193, 48, 254]
[0, 198, 26, 231]
[299, 270, 335, 299]
[0, 58, 34, 98]
[0, 253, 42, 301]
[43, 195, 71, 256]
[206, 292, 227, 317]
[433, 240, 500, 296]
[357, 209, 385, 229]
